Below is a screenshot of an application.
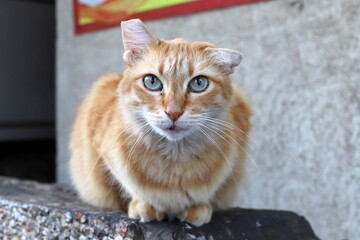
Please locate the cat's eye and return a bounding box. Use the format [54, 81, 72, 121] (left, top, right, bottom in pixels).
[143, 75, 163, 91]
[188, 76, 209, 93]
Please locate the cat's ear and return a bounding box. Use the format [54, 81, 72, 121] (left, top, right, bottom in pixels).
[207, 48, 243, 74]
[121, 19, 157, 65]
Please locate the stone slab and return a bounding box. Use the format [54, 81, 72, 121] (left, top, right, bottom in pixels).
[0, 177, 319, 240]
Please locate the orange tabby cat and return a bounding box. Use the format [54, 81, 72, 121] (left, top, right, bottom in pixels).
[70, 19, 251, 226]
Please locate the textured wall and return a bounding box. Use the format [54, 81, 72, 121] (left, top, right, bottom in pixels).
[56, 0, 360, 239]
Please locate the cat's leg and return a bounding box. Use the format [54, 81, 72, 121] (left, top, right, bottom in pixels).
[76, 171, 127, 210]
[128, 200, 165, 222]
[70, 147, 127, 210]
[211, 176, 239, 210]
[177, 203, 212, 227]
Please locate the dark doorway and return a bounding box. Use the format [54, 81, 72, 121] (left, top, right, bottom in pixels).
[0, 0, 56, 182]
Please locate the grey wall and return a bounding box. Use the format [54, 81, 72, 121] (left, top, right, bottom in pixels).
[57, 0, 360, 239]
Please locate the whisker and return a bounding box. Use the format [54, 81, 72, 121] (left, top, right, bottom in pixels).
[126, 126, 151, 166]
[200, 121, 259, 171]
[197, 127, 240, 188]
[81, 128, 127, 188]
[113, 125, 153, 174]
[202, 116, 261, 151]
[121, 123, 149, 146]
[154, 135, 166, 147]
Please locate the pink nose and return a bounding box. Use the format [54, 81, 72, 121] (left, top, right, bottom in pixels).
[165, 110, 183, 122]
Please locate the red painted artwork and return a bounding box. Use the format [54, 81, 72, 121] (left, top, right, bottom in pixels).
[74, 0, 268, 34]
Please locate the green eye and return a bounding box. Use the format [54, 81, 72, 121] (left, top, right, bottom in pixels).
[189, 76, 209, 93]
[143, 75, 163, 91]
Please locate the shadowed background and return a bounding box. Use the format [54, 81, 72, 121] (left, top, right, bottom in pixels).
[0, 0, 55, 182]
[55, 0, 360, 239]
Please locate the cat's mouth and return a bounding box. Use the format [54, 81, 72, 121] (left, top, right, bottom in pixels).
[166, 124, 182, 133]
[155, 123, 191, 141]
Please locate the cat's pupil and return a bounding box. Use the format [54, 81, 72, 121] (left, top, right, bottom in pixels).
[196, 78, 202, 86]
[150, 77, 155, 85]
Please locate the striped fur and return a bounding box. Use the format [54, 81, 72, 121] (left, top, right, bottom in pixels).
[70, 19, 251, 226]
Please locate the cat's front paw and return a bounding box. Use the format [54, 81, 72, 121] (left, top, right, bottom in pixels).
[177, 203, 212, 227]
[128, 200, 165, 222]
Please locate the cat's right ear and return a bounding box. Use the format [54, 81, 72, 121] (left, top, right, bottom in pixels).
[121, 19, 157, 65]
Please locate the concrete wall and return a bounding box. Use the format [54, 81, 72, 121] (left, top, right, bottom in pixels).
[57, 0, 360, 239]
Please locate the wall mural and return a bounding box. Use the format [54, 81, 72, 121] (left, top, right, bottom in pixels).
[74, 0, 268, 34]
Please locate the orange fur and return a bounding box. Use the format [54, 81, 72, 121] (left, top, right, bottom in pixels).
[70, 19, 251, 226]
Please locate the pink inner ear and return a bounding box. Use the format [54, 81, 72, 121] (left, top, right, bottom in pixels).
[227, 50, 242, 67]
[121, 19, 157, 64]
[208, 48, 243, 74]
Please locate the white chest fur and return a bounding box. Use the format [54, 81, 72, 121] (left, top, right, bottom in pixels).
[106, 142, 236, 214]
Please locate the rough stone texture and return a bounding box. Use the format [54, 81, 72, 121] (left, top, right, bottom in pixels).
[0, 177, 319, 240]
[57, 0, 360, 239]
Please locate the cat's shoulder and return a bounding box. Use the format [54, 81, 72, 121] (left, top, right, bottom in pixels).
[231, 84, 251, 111]
[231, 83, 252, 130]
[83, 73, 123, 114]
[91, 73, 123, 93]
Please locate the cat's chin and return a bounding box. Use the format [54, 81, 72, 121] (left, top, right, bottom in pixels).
[165, 130, 187, 142]
[156, 127, 190, 142]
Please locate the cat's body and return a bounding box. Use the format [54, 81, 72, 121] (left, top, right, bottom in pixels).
[70, 19, 251, 226]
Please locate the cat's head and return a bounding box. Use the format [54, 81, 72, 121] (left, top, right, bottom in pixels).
[119, 19, 242, 142]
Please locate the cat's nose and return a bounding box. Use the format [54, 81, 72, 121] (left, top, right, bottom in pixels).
[165, 110, 183, 122]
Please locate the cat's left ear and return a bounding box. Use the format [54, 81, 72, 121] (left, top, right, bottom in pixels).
[121, 19, 157, 65]
[207, 48, 243, 74]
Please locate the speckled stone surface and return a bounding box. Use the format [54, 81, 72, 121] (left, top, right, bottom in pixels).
[0, 177, 319, 240]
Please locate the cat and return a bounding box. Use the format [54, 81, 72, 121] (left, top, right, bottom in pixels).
[70, 19, 252, 227]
